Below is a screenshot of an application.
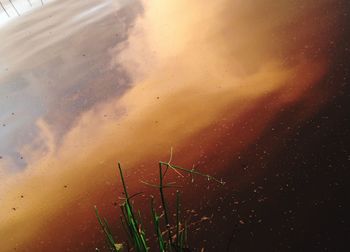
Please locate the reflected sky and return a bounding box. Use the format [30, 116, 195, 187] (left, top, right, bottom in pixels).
[0, 0, 141, 171]
[0, 0, 55, 26]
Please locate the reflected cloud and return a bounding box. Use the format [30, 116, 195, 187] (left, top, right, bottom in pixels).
[0, 0, 142, 172]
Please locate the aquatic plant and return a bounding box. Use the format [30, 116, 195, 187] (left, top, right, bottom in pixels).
[95, 151, 224, 251]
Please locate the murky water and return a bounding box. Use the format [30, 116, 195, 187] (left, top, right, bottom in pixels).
[0, 0, 348, 251]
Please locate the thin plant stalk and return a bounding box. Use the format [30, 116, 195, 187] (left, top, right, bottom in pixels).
[118, 163, 148, 251]
[175, 191, 180, 247]
[151, 197, 166, 252]
[159, 162, 172, 245]
[94, 206, 123, 252]
[159, 162, 224, 185]
[154, 149, 224, 251]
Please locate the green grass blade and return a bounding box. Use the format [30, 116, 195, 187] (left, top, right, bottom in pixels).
[151, 197, 166, 252]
